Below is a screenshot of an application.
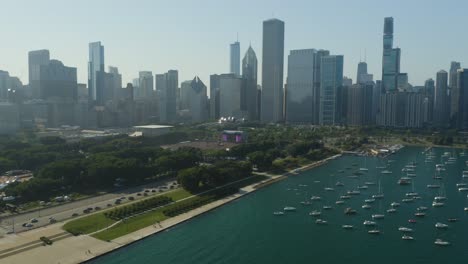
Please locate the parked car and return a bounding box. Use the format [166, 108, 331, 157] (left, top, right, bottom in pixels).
[30, 218, 38, 223]
[25, 223, 33, 228]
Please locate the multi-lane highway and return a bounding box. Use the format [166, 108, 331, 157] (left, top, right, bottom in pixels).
[0, 179, 178, 234]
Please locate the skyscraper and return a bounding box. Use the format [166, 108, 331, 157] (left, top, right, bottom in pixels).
[88, 42, 105, 103]
[434, 70, 449, 127]
[319, 55, 344, 125]
[137, 71, 154, 99]
[28, 49, 50, 99]
[189, 76, 208, 123]
[449, 61, 461, 118]
[209, 74, 221, 120]
[230, 41, 240, 76]
[286, 49, 315, 123]
[261, 18, 285, 123]
[457, 69, 468, 130]
[38, 60, 77, 101]
[108, 66, 122, 101]
[219, 74, 244, 118]
[356, 61, 373, 84]
[313, 50, 330, 124]
[382, 17, 402, 92]
[157, 70, 178, 123]
[242, 45, 258, 120]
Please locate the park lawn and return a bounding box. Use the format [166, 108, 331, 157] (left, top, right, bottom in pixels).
[63, 188, 191, 235]
[92, 209, 169, 241]
[63, 213, 116, 235]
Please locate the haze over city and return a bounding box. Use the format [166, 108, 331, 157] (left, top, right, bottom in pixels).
[1, 0, 468, 85]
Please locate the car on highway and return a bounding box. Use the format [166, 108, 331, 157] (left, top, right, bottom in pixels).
[49, 218, 57, 223]
[94, 206, 101, 210]
[25, 223, 33, 228]
[107, 203, 112, 207]
[144, 190, 150, 193]
[128, 196, 135, 201]
[30, 218, 38, 223]
[115, 199, 122, 204]
[151, 189, 156, 193]
[72, 213, 79, 217]
[137, 193, 142, 196]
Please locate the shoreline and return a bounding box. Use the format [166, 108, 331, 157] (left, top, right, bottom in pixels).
[0, 154, 339, 264]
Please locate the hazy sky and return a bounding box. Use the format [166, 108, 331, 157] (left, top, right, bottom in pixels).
[1, 0, 467, 87]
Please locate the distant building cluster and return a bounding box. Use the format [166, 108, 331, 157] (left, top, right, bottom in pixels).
[0, 17, 467, 134]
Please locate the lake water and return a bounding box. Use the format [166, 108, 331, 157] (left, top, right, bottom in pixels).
[89, 146, 468, 264]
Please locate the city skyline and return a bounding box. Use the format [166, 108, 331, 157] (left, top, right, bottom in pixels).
[1, 0, 468, 88]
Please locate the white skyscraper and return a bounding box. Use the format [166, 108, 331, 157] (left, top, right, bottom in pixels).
[230, 41, 240, 76]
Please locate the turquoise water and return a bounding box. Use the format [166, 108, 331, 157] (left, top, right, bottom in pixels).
[90, 147, 468, 264]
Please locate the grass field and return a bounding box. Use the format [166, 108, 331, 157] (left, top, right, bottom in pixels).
[63, 188, 191, 236]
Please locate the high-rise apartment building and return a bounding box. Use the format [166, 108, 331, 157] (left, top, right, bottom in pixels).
[449, 61, 461, 118]
[434, 70, 449, 127]
[261, 18, 285, 123]
[457, 69, 468, 130]
[319, 55, 344, 125]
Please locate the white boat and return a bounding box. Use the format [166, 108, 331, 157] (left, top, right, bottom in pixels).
[464, 207, 468, 212]
[387, 208, 397, 213]
[273, 211, 285, 216]
[372, 194, 384, 199]
[342, 225, 354, 229]
[284, 207, 297, 211]
[434, 196, 446, 201]
[456, 183, 467, 187]
[335, 200, 345, 205]
[311, 196, 322, 201]
[427, 184, 441, 189]
[372, 214, 385, 219]
[347, 190, 361, 195]
[300, 201, 312, 206]
[365, 199, 376, 203]
[381, 170, 392, 174]
[391, 202, 400, 207]
[315, 219, 327, 225]
[357, 185, 368, 190]
[363, 220, 376, 226]
[434, 239, 450, 246]
[340, 195, 351, 200]
[335, 182, 345, 187]
[365, 182, 376, 185]
[359, 168, 369, 172]
[398, 227, 413, 232]
[402, 235, 414, 240]
[414, 212, 426, 217]
[406, 192, 419, 197]
[309, 210, 321, 217]
[435, 222, 448, 229]
[458, 187, 468, 192]
[362, 204, 372, 209]
[402, 198, 414, 203]
[407, 173, 417, 177]
[322, 205, 332, 210]
[368, 229, 380, 235]
[417, 206, 428, 211]
[324, 187, 335, 192]
[432, 202, 444, 207]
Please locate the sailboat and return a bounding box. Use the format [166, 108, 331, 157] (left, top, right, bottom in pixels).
[359, 156, 369, 172]
[406, 180, 418, 197]
[372, 180, 384, 199]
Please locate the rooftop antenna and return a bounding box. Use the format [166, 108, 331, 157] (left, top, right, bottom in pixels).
[364, 49, 367, 62]
[237, 32, 239, 42]
[360, 49, 362, 62]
